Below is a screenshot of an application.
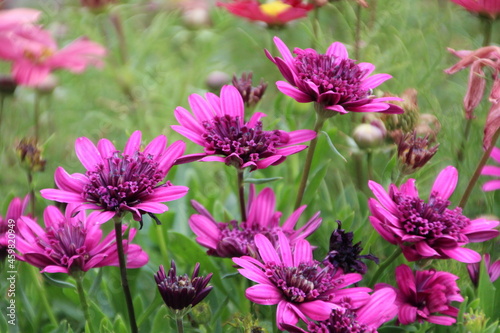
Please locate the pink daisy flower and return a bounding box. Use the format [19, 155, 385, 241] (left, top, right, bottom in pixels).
[0, 195, 29, 260]
[282, 287, 398, 332]
[368, 166, 500, 263]
[172, 85, 316, 170]
[233, 231, 371, 330]
[481, 146, 500, 191]
[382, 264, 464, 326]
[0, 21, 106, 86]
[40, 131, 188, 225]
[189, 185, 322, 258]
[265, 37, 404, 116]
[217, 0, 313, 28]
[0, 8, 41, 32]
[16, 205, 148, 274]
[449, 0, 500, 19]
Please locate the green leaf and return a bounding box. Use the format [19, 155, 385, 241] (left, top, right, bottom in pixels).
[42, 273, 76, 289]
[244, 177, 283, 184]
[321, 130, 347, 162]
[478, 258, 497, 319]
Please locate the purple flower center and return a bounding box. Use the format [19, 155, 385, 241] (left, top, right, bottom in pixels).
[264, 262, 339, 303]
[84, 151, 165, 212]
[308, 307, 374, 333]
[202, 115, 282, 166]
[294, 53, 369, 103]
[37, 222, 88, 268]
[394, 192, 470, 241]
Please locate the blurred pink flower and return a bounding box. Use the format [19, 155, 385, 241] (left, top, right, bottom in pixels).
[481, 146, 500, 191]
[467, 253, 500, 286]
[449, 0, 500, 19]
[233, 231, 371, 330]
[282, 287, 398, 333]
[189, 185, 322, 258]
[16, 205, 148, 274]
[368, 166, 499, 263]
[382, 264, 464, 326]
[265, 36, 404, 116]
[172, 85, 316, 170]
[217, 0, 313, 27]
[0, 8, 41, 32]
[40, 131, 188, 225]
[0, 21, 106, 86]
[0, 195, 29, 260]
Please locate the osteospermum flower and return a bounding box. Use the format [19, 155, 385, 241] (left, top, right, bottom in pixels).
[481, 146, 500, 191]
[449, 0, 500, 20]
[383, 264, 464, 326]
[0, 195, 29, 261]
[0, 20, 106, 86]
[40, 131, 188, 225]
[0, 8, 41, 32]
[368, 166, 500, 263]
[467, 254, 500, 286]
[282, 287, 398, 333]
[172, 85, 316, 170]
[217, 0, 313, 27]
[265, 37, 404, 116]
[16, 205, 148, 274]
[189, 185, 322, 258]
[154, 260, 213, 312]
[233, 232, 371, 330]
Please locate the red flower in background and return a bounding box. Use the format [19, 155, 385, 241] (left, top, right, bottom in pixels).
[217, 0, 313, 27]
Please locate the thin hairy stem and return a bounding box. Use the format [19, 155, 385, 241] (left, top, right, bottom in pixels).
[237, 169, 247, 222]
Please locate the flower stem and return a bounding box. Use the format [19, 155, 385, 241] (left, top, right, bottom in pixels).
[110, 12, 128, 65]
[176, 315, 184, 333]
[457, 116, 472, 163]
[311, 6, 320, 49]
[34, 91, 41, 142]
[237, 169, 247, 222]
[0, 95, 4, 128]
[367, 150, 373, 181]
[481, 16, 493, 47]
[294, 115, 327, 209]
[368, 247, 402, 288]
[459, 127, 500, 209]
[74, 272, 95, 333]
[27, 170, 36, 217]
[30, 266, 58, 326]
[113, 216, 138, 333]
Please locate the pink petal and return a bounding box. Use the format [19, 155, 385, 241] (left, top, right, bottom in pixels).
[246, 188, 276, 228]
[255, 233, 281, 264]
[431, 166, 458, 200]
[440, 247, 481, 263]
[326, 41, 348, 61]
[368, 181, 399, 215]
[276, 81, 312, 103]
[152, 185, 189, 202]
[75, 136, 102, 171]
[123, 130, 142, 156]
[221, 85, 244, 119]
[97, 138, 116, 157]
[143, 135, 167, 157]
[40, 189, 84, 203]
[293, 238, 312, 266]
[296, 300, 335, 321]
[245, 284, 282, 305]
[278, 232, 293, 266]
[361, 73, 392, 90]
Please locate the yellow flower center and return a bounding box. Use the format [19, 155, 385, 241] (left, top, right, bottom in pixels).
[259, 1, 292, 17]
[23, 47, 54, 64]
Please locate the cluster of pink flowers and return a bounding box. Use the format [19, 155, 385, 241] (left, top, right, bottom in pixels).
[0, 8, 106, 86]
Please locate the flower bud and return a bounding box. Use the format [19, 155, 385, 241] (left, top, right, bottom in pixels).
[396, 131, 438, 175]
[182, 7, 212, 29]
[381, 88, 420, 138]
[35, 74, 59, 95]
[232, 72, 267, 108]
[205, 71, 230, 92]
[16, 137, 46, 172]
[80, 0, 116, 12]
[353, 123, 385, 149]
[0, 75, 17, 96]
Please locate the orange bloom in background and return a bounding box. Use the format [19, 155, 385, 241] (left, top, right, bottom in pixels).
[449, 0, 500, 19]
[217, 0, 313, 27]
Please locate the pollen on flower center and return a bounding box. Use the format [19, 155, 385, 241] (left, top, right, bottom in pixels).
[265, 262, 337, 303]
[23, 47, 54, 63]
[295, 53, 369, 102]
[202, 115, 282, 164]
[394, 192, 471, 240]
[259, 1, 292, 17]
[84, 151, 165, 211]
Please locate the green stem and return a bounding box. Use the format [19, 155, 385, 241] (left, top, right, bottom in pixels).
[110, 12, 128, 65]
[312, 6, 320, 48]
[459, 127, 500, 209]
[113, 216, 138, 333]
[237, 169, 247, 222]
[368, 247, 402, 288]
[457, 116, 472, 163]
[34, 91, 41, 142]
[0, 95, 4, 129]
[74, 272, 95, 333]
[367, 150, 373, 181]
[27, 171, 36, 217]
[176, 315, 184, 333]
[369, 0, 377, 29]
[481, 16, 493, 46]
[355, 3, 362, 60]
[294, 115, 327, 209]
[30, 266, 58, 326]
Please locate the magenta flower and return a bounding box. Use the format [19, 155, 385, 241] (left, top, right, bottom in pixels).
[467, 254, 500, 286]
[282, 287, 398, 333]
[383, 264, 464, 326]
[189, 185, 322, 258]
[154, 260, 213, 311]
[0, 21, 106, 86]
[40, 131, 188, 225]
[481, 146, 500, 191]
[16, 205, 148, 274]
[233, 231, 371, 330]
[172, 85, 316, 170]
[0, 8, 41, 32]
[449, 0, 500, 19]
[265, 37, 404, 116]
[368, 166, 500, 263]
[0, 195, 29, 260]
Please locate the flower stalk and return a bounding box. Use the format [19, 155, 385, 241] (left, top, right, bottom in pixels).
[176, 315, 184, 333]
[74, 272, 95, 333]
[294, 113, 327, 209]
[237, 169, 247, 222]
[368, 247, 402, 287]
[113, 216, 138, 333]
[459, 127, 500, 209]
